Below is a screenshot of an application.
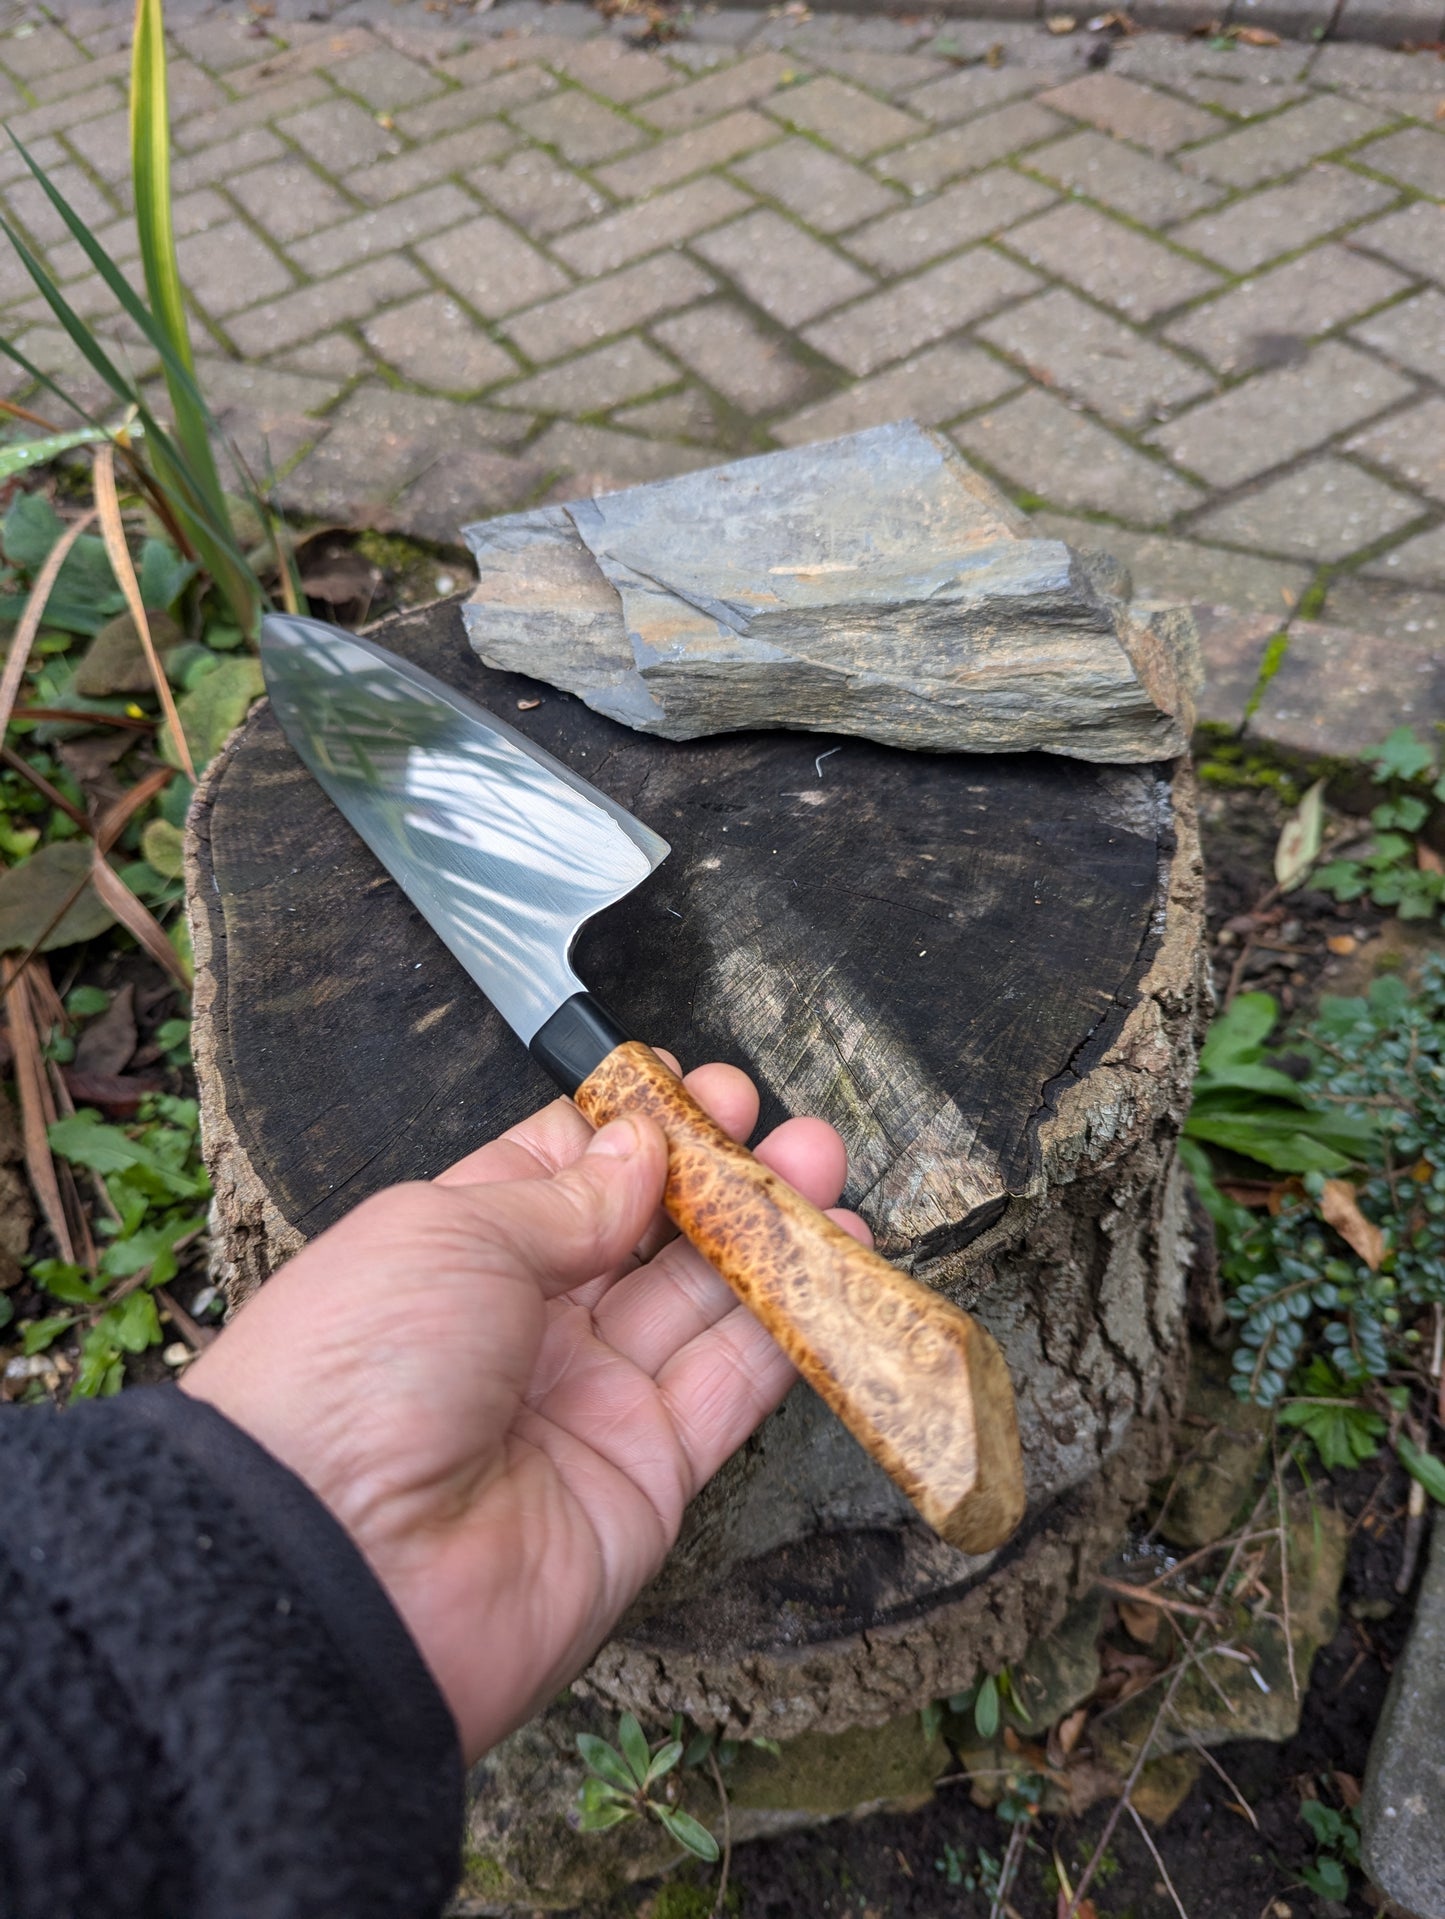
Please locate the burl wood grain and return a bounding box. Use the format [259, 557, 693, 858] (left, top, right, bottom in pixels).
[575, 1041, 1026, 1554]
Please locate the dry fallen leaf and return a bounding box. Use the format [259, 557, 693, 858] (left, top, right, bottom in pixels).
[1319, 1177, 1386, 1271]
[1333, 1769, 1363, 1808]
[1236, 22, 1282, 40]
[1274, 777, 1325, 892]
[1057, 1706, 1089, 1756]
[1118, 1597, 1162, 1645]
[985, 40, 1005, 64]
[1418, 841, 1444, 873]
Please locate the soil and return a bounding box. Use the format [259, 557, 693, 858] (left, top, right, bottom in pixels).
[590, 777, 1436, 1919]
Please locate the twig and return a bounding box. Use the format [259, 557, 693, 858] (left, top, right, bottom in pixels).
[706, 1750, 731, 1919]
[1127, 1801, 1190, 1919]
[1175, 1725, 1259, 1829]
[92, 443, 195, 782]
[988, 1819, 1028, 1919]
[0, 506, 98, 738]
[1096, 1575, 1221, 1621]
[155, 1284, 215, 1352]
[1397, 1477, 1428, 1595]
[0, 744, 89, 828]
[1274, 1448, 1299, 1703]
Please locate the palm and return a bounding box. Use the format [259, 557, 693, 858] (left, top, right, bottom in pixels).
[184, 1060, 861, 1761]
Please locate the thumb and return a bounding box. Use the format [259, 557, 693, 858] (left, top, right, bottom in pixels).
[475, 1115, 670, 1299]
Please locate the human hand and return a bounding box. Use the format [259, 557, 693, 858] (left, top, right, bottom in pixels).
[180, 1060, 867, 1762]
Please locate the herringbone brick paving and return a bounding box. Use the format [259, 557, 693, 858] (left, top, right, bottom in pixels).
[3, 0, 1445, 651]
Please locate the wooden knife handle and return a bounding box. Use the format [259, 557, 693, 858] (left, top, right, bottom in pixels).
[573, 1040, 1026, 1554]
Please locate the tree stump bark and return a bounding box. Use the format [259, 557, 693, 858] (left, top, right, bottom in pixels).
[187, 595, 1205, 1745]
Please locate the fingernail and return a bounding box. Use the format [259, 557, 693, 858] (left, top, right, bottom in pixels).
[590, 1117, 639, 1160]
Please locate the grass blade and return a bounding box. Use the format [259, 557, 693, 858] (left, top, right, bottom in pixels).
[0, 507, 99, 736]
[130, 0, 191, 377]
[90, 851, 191, 987]
[0, 424, 127, 483]
[92, 442, 195, 781]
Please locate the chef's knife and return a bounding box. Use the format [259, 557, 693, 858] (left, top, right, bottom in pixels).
[259, 612, 1025, 1554]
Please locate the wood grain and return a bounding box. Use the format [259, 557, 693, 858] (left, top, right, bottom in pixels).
[576, 1040, 1026, 1553]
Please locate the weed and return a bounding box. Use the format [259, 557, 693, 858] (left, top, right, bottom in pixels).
[1311, 726, 1445, 923]
[1299, 1794, 1361, 1901]
[575, 1713, 718, 1863]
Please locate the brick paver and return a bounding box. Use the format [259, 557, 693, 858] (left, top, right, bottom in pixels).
[1, 0, 1444, 650]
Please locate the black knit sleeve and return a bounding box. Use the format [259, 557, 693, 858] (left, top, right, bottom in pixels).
[0, 1386, 463, 1919]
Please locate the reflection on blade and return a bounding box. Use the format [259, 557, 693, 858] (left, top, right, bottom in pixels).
[259, 613, 669, 1044]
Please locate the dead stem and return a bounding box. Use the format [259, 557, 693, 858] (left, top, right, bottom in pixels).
[1272, 1449, 1299, 1702]
[1176, 1726, 1260, 1829]
[1127, 1801, 1191, 1919]
[1096, 1576, 1221, 1622]
[988, 1817, 1028, 1919]
[706, 1749, 731, 1919]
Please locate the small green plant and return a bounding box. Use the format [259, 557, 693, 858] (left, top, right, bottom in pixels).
[1299, 1795, 1361, 1901]
[30, 1092, 209, 1395]
[575, 1713, 719, 1863]
[1311, 726, 1445, 922]
[934, 1840, 1002, 1896]
[1185, 962, 1445, 1423]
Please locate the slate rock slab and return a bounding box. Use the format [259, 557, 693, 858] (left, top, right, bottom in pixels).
[461, 423, 1200, 765]
[1362, 1514, 1445, 1919]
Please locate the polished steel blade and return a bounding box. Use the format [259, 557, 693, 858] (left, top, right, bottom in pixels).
[259, 613, 670, 1044]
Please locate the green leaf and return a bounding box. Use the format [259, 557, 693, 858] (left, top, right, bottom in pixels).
[0, 840, 114, 953]
[23, 1313, 76, 1355]
[3, 489, 64, 570]
[72, 1324, 124, 1398]
[103, 1288, 162, 1354]
[1302, 1856, 1348, 1900]
[644, 1740, 684, 1786]
[1372, 795, 1430, 833]
[617, 1713, 652, 1788]
[33, 1261, 101, 1305]
[160, 655, 263, 772]
[653, 1807, 720, 1863]
[141, 817, 185, 879]
[0, 1296, 12, 1332]
[1278, 1397, 1384, 1471]
[575, 1734, 638, 1796]
[1197, 992, 1278, 1075]
[1182, 1111, 1356, 1174]
[1366, 726, 1435, 784]
[1399, 1435, 1445, 1505]
[1312, 860, 1368, 901]
[974, 1672, 1000, 1739]
[48, 1113, 207, 1200]
[65, 984, 111, 1018]
[0, 424, 117, 483]
[578, 1799, 635, 1833]
[138, 536, 195, 614]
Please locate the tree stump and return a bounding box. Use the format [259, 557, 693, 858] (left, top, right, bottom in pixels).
[188, 594, 1205, 1750]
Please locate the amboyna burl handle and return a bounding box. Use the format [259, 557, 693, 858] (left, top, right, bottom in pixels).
[573, 1040, 1026, 1554]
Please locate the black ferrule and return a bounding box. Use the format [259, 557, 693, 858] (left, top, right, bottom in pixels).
[530, 992, 632, 1094]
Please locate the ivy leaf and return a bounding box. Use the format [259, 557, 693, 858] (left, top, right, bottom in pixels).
[653, 1806, 720, 1863]
[1366, 726, 1435, 784]
[1399, 1436, 1445, 1505]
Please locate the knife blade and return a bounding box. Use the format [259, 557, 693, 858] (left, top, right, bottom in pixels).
[260, 612, 1025, 1554]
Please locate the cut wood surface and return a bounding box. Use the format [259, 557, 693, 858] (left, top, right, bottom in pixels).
[188, 594, 1206, 1738]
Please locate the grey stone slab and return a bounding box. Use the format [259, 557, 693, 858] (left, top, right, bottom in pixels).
[415, 217, 570, 319]
[1249, 619, 1445, 760]
[1163, 244, 1411, 372]
[332, 46, 448, 110]
[1005, 200, 1222, 322]
[276, 96, 399, 175]
[288, 183, 479, 278]
[1179, 94, 1395, 190]
[362, 290, 520, 393]
[505, 253, 716, 363]
[527, 420, 716, 493]
[496, 334, 678, 414]
[1362, 1518, 1445, 1919]
[1323, 576, 1445, 645]
[1039, 70, 1221, 153]
[1192, 456, 1424, 560]
[176, 218, 297, 318]
[903, 66, 1045, 126]
[1356, 126, 1445, 196]
[1350, 199, 1445, 283]
[1032, 512, 1311, 614]
[803, 247, 1041, 378]
[1228, 0, 1337, 38]
[612, 387, 719, 443]
[1364, 521, 1445, 585]
[876, 101, 1067, 195]
[842, 169, 1057, 276]
[512, 87, 648, 165]
[1352, 288, 1445, 384]
[651, 301, 812, 413]
[977, 286, 1214, 429]
[1350, 395, 1445, 503]
[1334, 0, 1445, 45]
[693, 208, 873, 327]
[1023, 128, 1225, 226]
[772, 341, 1020, 447]
[460, 421, 1197, 760]
[226, 158, 357, 244]
[550, 176, 751, 277]
[954, 386, 1205, 525]
[1171, 165, 1398, 274]
[1149, 339, 1414, 486]
[764, 74, 925, 157]
[730, 137, 901, 236]
[468, 149, 610, 238]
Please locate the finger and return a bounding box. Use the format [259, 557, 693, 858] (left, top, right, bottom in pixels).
[595, 1112, 864, 1375]
[655, 1304, 798, 1497]
[626, 1061, 760, 1269]
[450, 1116, 670, 1300]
